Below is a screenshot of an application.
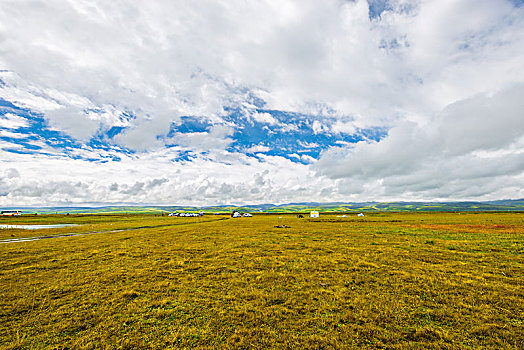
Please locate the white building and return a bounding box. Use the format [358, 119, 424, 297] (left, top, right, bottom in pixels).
[1, 210, 21, 216]
[310, 211, 319, 218]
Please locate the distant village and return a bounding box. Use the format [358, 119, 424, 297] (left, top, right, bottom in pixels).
[164, 210, 365, 218]
[1, 209, 368, 218]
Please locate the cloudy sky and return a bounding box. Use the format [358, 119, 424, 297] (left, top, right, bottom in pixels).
[1, 0, 523, 206]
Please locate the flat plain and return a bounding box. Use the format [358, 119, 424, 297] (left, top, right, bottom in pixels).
[0, 212, 522, 349]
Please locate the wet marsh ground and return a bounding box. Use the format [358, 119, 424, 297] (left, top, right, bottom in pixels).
[0, 212, 523, 349]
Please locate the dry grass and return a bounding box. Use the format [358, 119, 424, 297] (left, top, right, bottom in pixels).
[1, 212, 523, 349]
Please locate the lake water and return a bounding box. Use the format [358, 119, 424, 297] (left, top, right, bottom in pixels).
[0, 224, 80, 230]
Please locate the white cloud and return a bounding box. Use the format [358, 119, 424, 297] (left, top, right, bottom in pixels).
[298, 141, 320, 149]
[246, 144, 271, 153]
[45, 106, 101, 141]
[165, 124, 234, 153]
[0, 0, 523, 204]
[251, 112, 279, 125]
[0, 113, 29, 129]
[4, 168, 20, 178]
[316, 85, 524, 200]
[0, 130, 27, 138]
[311, 120, 326, 134]
[330, 120, 357, 135]
[0, 146, 344, 206]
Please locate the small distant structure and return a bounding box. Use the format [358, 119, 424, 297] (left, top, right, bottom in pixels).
[231, 211, 241, 218]
[1, 210, 21, 216]
[171, 212, 202, 217]
[243, 213, 253, 217]
[198, 211, 205, 216]
[310, 211, 319, 218]
[357, 213, 365, 217]
[341, 215, 347, 218]
[214, 212, 221, 215]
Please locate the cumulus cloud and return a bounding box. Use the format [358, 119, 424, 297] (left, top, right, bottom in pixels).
[0, 147, 343, 206]
[0, 0, 523, 205]
[4, 168, 20, 179]
[251, 112, 279, 125]
[317, 85, 524, 200]
[165, 124, 234, 153]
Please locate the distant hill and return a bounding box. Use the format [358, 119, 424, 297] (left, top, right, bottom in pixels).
[3, 199, 523, 214]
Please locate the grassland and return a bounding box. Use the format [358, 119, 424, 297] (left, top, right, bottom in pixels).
[1, 212, 522, 349]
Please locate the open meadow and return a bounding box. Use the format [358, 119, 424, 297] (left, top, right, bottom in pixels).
[1, 212, 523, 349]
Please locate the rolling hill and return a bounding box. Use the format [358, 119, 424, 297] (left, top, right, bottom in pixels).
[3, 199, 523, 214]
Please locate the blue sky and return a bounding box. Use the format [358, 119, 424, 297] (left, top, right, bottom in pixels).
[1, 0, 523, 206]
[0, 96, 386, 164]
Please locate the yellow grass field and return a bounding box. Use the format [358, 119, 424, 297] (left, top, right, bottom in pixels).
[1, 212, 523, 349]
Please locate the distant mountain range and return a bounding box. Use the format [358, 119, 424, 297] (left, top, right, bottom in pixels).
[3, 199, 524, 214]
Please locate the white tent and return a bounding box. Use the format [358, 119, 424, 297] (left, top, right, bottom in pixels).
[357, 213, 364, 217]
[310, 211, 319, 218]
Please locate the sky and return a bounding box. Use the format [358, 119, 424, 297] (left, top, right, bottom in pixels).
[0, 0, 524, 206]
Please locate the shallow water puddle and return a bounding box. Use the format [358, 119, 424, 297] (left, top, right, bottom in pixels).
[0, 224, 80, 230]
